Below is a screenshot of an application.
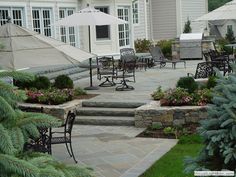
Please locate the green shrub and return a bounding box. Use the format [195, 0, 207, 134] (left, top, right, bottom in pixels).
[185, 64, 236, 173]
[134, 38, 152, 52]
[163, 127, 175, 135]
[74, 87, 87, 96]
[207, 76, 217, 89]
[34, 76, 51, 90]
[177, 77, 198, 93]
[183, 19, 192, 33]
[151, 86, 165, 100]
[54, 75, 74, 89]
[192, 88, 212, 106]
[178, 134, 203, 144]
[162, 88, 193, 106]
[150, 122, 163, 130]
[216, 38, 232, 55]
[14, 79, 35, 89]
[157, 40, 173, 58]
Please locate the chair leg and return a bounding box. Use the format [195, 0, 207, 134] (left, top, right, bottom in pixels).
[69, 142, 77, 163]
[65, 142, 72, 157]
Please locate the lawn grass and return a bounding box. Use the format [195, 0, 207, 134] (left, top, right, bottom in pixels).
[140, 135, 203, 177]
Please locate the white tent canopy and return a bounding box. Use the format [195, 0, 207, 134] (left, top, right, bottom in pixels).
[195, 0, 236, 21]
[0, 23, 95, 70]
[54, 6, 127, 27]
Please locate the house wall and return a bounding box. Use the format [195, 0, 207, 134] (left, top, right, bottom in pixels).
[133, 0, 147, 40]
[179, 0, 208, 36]
[0, 0, 133, 56]
[151, 0, 177, 40]
[216, 20, 236, 38]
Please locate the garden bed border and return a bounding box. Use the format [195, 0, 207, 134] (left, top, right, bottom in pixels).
[135, 101, 208, 128]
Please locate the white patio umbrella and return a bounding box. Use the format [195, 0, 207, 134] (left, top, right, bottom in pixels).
[54, 5, 127, 90]
[0, 22, 95, 71]
[195, 0, 236, 21]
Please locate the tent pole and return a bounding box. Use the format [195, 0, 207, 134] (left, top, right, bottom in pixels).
[85, 25, 99, 90]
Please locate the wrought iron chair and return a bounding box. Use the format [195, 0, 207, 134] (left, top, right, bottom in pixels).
[207, 50, 231, 75]
[149, 45, 186, 69]
[23, 107, 52, 154]
[97, 56, 116, 87]
[188, 62, 217, 79]
[49, 111, 77, 163]
[115, 48, 136, 91]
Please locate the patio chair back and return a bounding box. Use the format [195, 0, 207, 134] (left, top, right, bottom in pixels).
[120, 48, 136, 72]
[64, 111, 76, 134]
[97, 56, 115, 79]
[149, 45, 164, 62]
[194, 62, 215, 79]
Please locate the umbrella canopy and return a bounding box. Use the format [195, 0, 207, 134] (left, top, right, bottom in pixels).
[54, 6, 127, 26]
[0, 23, 95, 70]
[195, 0, 236, 21]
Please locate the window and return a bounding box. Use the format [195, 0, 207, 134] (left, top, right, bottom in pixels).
[132, 1, 139, 24]
[95, 7, 110, 40]
[227, 25, 233, 33]
[32, 8, 52, 37]
[0, 8, 24, 26]
[59, 8, 76, 46]
[118, 7, 130, 47]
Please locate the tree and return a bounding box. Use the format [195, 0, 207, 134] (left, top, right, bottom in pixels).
[185, 65, 236, 173]
[209, 0, 231, 11]
[226, 27, 235, 43]
[0, 71, 93, 177]
[183, 19, 192, 33]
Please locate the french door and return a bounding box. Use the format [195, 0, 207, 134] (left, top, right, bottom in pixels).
[117, 7, 131, 48]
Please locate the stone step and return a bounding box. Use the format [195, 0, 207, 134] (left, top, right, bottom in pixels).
[40, 67, 87, 81]
[75, 116, 134, 126]
[76, 107, 135, 117]
[82, 101, 145, 108]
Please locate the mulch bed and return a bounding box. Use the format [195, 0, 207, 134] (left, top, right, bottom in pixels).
[137, 124, 199, 139]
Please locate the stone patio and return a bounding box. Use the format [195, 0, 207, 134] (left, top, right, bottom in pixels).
[52, 125, 177, 177]
[52, 60, 201, 177]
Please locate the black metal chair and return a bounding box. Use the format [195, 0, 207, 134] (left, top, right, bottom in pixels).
[188, 62, 217, 79]
[115, 48, 136, 91]
[97, 56, 116, 87]
[23, 107, 52, 154]
[49, 111, 77, 163]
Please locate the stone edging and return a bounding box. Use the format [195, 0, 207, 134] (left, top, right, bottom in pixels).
[18, 99, 83, 119]
[135, 101, 208, 128]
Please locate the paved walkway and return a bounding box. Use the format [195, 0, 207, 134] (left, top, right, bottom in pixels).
[52, 125, 177, 177]
[53, 60, 200, 177]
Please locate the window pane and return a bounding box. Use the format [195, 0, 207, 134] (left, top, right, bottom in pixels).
[0, 10, 9, 25]
[95, 7, 110, 40]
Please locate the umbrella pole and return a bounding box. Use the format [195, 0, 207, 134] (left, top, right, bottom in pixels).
[85, 26, 99, 90]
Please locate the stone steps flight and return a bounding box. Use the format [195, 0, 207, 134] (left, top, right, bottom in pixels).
[76, 101, 145, 126]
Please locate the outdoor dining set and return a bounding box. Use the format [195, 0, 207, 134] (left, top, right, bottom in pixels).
[95, 46, 187, 91]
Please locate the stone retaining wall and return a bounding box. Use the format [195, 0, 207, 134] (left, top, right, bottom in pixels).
[135, 101, 208, 128]
[18, 99, 82, 120]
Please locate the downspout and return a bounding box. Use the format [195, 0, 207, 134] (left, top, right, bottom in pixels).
[149, 0, 154, 41]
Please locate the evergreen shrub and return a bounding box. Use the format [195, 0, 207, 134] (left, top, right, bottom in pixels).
[177, 77, 198, 93]
[33, 76, 51, 90]
[185, 66, 236, 172]
[206, 76, 217, 89]
[54, 75, 74, 89]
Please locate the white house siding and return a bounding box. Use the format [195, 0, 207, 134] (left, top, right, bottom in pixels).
[213, 20, 236, 38]
[151, 0, 177, 40]
[0, 0, 134, 55]
[146, 0, 152, 40]
[180, 0, 208, 35]
[133, 0, 147, 40]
